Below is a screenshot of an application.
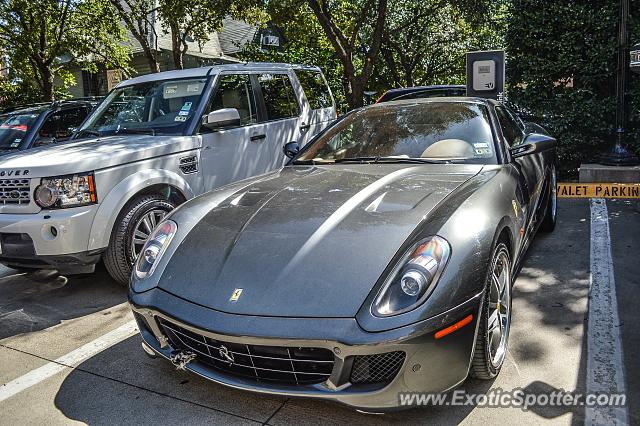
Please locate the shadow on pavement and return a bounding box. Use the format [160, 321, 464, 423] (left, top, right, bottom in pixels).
[0, 263, 127, 340]
[54, 335, 285, 424]
[510, 199, 590, 425]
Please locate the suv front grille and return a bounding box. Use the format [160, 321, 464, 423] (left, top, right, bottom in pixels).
[0, 179, 31, 205]
[350, 351, 405, 384]
[159, 319, 334, 385]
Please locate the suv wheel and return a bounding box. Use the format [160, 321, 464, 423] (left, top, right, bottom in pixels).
[104, 194, 176, 285]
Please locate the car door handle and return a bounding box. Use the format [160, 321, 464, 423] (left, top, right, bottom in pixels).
[250, 134, 266, 141]
[300, 123, 310, 131]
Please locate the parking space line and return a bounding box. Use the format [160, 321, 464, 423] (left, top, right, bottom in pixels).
[0, 320, 137, 403]
[587, 199, 628, 425]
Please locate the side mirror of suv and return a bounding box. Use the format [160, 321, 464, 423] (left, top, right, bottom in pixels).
[202, 108, 241, 130]
[283, 141, 300, 158]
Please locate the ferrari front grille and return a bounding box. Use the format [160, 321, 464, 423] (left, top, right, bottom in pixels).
[350, 351, 406, 384]
[158, 319, 335, 385]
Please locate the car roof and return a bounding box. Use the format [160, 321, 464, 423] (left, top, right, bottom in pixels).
[381, 84, 466, 97]
[115, 62, 322, 88]
[370, 96, 493, 108]
[1, 100, 96, 115]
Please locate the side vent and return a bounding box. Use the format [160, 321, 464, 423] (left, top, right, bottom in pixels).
[179, 156, 198, 174]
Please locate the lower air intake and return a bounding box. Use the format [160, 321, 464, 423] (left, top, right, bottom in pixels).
[350, 351, 405, 384]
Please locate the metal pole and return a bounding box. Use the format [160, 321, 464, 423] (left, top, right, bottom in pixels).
[598, 0, 639, 165]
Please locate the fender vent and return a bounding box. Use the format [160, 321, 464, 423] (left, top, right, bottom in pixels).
[179, 156, 198, 174]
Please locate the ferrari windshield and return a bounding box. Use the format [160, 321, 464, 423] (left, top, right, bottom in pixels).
[78, 78, 207, 137]
[295, 102, 496, 164]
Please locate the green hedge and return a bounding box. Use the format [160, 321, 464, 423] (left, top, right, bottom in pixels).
[506, 0, 639, 176]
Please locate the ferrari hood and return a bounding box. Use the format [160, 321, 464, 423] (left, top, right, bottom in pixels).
[158, 164, 482, 318]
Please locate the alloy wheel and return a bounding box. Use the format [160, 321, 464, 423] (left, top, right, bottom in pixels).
[487, 248, 511, 368]
[131, 209, 167, 260]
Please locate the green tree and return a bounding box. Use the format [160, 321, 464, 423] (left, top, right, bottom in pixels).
[305, 0, 388, 109]
[237, 0, 347, 110]
[0, 0, 129, 101]
[109, 0, 161, 73]
[506, 0, 640, 173]
[157, 0, 264, 69]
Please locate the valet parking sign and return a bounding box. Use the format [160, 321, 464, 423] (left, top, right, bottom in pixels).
[557, 183, 640, 199]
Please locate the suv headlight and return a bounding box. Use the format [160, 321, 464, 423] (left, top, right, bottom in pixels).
[34, 172, 97, 209]
[134, 220, 177, 284]
[372, 236, 451, 317]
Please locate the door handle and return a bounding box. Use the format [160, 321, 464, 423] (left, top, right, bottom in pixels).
[250, 134, 266, 141]
[300, 123, 310, 132]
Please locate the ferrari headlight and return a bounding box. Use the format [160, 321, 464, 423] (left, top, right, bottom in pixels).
[34, 172, 97, 208]
[372, 236, 451, 317]
[134, 220, 177, 282]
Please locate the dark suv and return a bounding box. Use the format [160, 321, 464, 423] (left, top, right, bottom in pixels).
[376, 85, 466, 103]
[0, 100, 98, 154]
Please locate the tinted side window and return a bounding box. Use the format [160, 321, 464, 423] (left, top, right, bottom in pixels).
[36, 107, 89, 146]
[258, 74, 299, 120]
[495, 106, 523, 146]
[295, 70, 333, 110]
[209, 74, 258, 126]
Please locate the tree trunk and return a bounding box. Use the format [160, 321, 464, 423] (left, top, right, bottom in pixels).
[169, 22, 184, 70]
[146, 52, 161, 73]
[39, 63, 54, 102]
[347, 78, 365, 109]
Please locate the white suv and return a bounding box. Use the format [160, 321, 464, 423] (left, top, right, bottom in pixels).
[0, 63, 335, 283]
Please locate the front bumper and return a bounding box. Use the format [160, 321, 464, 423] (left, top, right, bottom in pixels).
[130, 287, 482, 410]
[0, 205, 101, 270]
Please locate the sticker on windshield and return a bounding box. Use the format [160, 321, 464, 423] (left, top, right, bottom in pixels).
[474, 148, 492, 156]
[174, 115, 188, 122]
[11, 139, 21, 147]
[187, 83, 201, 93]
[164, 85, 177, 96]
[178, 110, 189, 116]
[181, 102, 192, 111]
[473, 142, 490, 148]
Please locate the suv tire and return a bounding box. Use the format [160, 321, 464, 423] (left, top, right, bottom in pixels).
[104, 194, 176, 285]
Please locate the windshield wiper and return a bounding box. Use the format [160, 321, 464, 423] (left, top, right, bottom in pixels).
[334, 156, 450, 164]
[115, 127, 156, 136]
[291, 159, 318, 165]
[74, 129, 100, 139]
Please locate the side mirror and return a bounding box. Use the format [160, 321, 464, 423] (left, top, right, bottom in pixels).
[510, 133, 557, 159]
[202, 108, 240, 130]
[283, 141, 300, 158]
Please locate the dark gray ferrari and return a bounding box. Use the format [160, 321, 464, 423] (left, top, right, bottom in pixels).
[129, 98, 557, 410]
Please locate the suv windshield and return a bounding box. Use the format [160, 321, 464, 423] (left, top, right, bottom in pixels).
[295, 102, 496, 164]
[0, 109, 42, 149]
[79, 78, 207, 137]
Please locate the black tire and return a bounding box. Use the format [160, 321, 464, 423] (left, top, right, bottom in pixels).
[470, 242, 512, 380]
[540, 167, 557, 233]
[103, 194, 176, 285]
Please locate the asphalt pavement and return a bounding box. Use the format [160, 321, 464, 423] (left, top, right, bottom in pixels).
[0, 199, 638, 425]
